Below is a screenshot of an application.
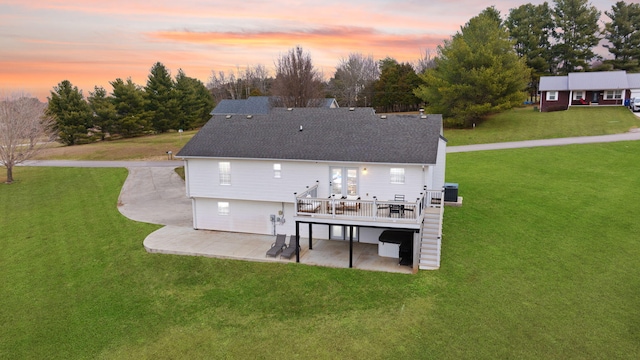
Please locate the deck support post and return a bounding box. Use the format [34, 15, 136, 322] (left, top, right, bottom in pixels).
[349, 226, 353, 268]
[295, 221, 300, 263]
[309, 223, 313, 250]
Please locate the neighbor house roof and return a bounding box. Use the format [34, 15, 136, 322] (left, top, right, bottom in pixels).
[628, 73, 640, 89]
[568, 71, 628, 90]
[178, 108, 443, 165]
[210, 96, 272, 115]
[539, 70, 638, 91]
[539, 76, 569, 91]
[210, 96, 339, 115]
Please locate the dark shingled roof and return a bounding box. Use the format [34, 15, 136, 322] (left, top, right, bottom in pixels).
[210, 96, 272, 115]
[178, 108, 443, 164]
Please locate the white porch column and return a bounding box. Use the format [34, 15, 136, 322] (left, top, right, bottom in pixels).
[568, 90, 573, 108]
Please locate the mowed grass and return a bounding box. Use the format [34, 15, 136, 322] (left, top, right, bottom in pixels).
[3, 140, 640, 359]
[445, 106, 640, 145]
[32, 130, 197, 161]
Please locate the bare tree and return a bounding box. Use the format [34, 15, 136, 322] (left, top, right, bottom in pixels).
[207, 64, 272, 102]
[414, 48, 437, 74]
[0, 93, 55, 183]
[271, 46, 325, 107]
[329, 53, 379, 107]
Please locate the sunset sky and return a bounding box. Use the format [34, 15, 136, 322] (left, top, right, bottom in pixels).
[0, 0, 634, 100]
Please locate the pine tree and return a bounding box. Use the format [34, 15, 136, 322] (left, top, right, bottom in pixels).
[174, 69, 214, 130]
[46, 80, 93, 145]
[415, 7, 530, 127]
[603, 1, 640, 71]
[552, 0, 601, 73]
[111, 78, 152, 137]
[145, 62, 180, 132]
[88, 86, 117, 140]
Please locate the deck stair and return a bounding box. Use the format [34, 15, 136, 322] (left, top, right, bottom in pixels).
[419, 206, 443, 270]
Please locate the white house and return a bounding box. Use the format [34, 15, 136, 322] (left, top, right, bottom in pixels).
[177, 107, 447, 270]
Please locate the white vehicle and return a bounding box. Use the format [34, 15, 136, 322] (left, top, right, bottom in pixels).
[630, 98, 640, 112]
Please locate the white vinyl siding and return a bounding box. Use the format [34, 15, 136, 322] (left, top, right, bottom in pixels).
[219, 162, 231, 185]
[546, 91, 558, 101]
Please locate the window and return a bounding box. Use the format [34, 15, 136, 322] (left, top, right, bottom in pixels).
[273, 163, 281, 178]
[604, 90, 622, 100]
[390, 168, 405, 184]
[573, 91, 584, 100]
[546, 91, 558, 101]
[330, 167, 359, 196]
[219, 162, 230, 185]
[218, 202, 229, 215]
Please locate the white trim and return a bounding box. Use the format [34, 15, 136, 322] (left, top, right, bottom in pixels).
[546, 91, 558, 101]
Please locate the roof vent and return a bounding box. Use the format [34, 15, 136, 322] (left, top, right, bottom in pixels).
[380, 115, 387, 119]
[246, 115, 253, 119]
[225, 115, 232, 119]
[287, 108, 294, 111]
[420, 115, 427, 119]
[299, 125, 303, 132]
[349, 107, 355, 111]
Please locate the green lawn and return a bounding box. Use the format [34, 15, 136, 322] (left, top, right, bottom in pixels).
[445, 106, 640, 146]
[2, 140, 640, 358]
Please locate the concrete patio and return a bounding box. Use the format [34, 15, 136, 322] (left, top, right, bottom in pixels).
[143, 226, 413, 274]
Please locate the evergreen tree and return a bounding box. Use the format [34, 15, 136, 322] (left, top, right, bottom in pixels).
[506, 2, 555, 100]
[372, 58, 422, 112]
[415, 8, 529, 127]
[552, 0, 601, 73]
[46, 80, 93, 145]
[506, 2, 555, 74]
[111, 78, 152, 137]
[145, 62, 180, 132]
[174, 69, 214, 130]
[603, 1, 640, 71]
[87, 86, 117, 140]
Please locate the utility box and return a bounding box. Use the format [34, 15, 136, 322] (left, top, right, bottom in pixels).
[444, 183, 458, 202]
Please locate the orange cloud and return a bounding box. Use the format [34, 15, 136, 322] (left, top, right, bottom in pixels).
[148, 27, 445, 61]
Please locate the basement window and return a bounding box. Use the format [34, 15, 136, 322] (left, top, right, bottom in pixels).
[218, 202, 229, 215]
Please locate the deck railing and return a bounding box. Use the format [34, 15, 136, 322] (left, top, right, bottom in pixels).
[294, 185, 443, 225]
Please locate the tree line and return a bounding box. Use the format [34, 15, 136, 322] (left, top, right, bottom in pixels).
[47, 63, 214, 145]
[46, 0, 640, 140]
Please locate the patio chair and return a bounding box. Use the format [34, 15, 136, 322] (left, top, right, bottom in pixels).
[280, 235, 300, 259]
[389, 204, 404, 217]
[266, 234, 287, 257]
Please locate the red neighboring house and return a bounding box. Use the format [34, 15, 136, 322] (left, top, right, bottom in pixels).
[539, 71, 640, 112]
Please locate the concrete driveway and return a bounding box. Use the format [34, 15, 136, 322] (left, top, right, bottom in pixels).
[117, 166, 192, 227]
